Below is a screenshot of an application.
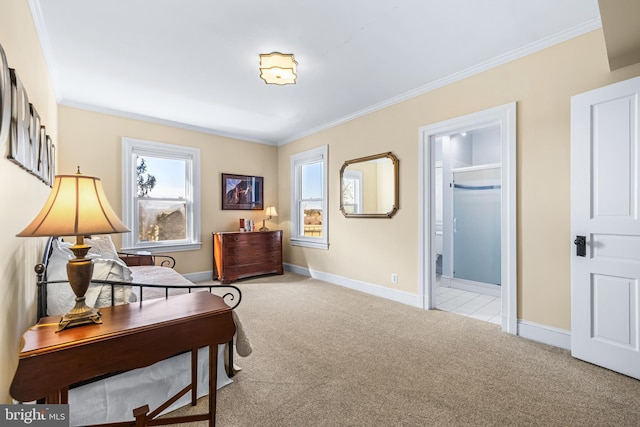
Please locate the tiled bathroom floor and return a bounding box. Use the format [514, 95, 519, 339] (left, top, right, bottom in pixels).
[436, 285, 501, 325]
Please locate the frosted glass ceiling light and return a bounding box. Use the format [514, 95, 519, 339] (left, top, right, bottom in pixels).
[259, 52, 297, 85]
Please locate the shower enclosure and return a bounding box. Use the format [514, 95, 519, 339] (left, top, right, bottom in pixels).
[452, 167, 501, 286]
[434, 126, 502, 296]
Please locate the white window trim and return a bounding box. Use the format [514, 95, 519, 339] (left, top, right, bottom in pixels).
[290, 145, 329, 249]
[121, 137, 201, 253]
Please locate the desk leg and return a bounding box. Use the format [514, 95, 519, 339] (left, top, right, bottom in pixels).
[46, 387, 68, 404]
[191, 348, 198, 406]
[228, 339, 234, 378]
[133, 404, 150, 427]
[209, 344, 217, 426]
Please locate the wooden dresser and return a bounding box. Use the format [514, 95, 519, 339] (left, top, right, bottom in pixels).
[213, 230, 283, 283]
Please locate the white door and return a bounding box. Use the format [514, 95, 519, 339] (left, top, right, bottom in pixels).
[571, 76, 640, 379]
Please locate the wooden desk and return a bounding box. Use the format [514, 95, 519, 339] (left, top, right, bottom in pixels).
[11, 292, 235, 426]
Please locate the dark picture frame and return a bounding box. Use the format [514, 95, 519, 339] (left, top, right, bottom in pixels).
[221, 173, 264, 210]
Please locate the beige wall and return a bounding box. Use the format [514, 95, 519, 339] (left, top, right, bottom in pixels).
[0, 0, 58, 403]
[58, 106, 279, 275]
[279, 29, 640, 331]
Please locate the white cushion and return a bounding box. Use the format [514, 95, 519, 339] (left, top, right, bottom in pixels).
[85, 235, 119, 260]
[46, 239, 134, 316]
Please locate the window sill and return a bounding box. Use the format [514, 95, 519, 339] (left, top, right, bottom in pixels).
[120, 242, 202, 253]
[290, 238, 328, 250]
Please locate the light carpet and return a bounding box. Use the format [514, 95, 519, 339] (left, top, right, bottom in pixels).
[161, 272, 640, 426]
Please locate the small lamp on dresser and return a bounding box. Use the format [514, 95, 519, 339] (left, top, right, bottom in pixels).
[260, 206, 278, 231]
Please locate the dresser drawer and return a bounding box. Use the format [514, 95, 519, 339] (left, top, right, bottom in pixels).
[224, 262, 283, 279]
[221, 233, 280, 248]
[222, 243, 281, 257]
[223, 251, 282, 267]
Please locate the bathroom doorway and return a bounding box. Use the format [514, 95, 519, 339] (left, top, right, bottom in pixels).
[435, 132, 501, 323]
[418, 103, 517, 334]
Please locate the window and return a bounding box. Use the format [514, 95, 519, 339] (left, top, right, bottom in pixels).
[290, 145, 328, 249]
[122, 138, 201, 252]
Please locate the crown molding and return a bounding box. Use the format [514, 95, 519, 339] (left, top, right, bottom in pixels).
[28, 0, 62, 104]
[59, 100, 278, 146]
[279, 17, 603, 145]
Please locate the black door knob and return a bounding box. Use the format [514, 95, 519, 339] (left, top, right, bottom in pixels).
[574, 235, 586, 257]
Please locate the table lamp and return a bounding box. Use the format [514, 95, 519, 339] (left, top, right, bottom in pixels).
[17, 168, 129, 331]
[260, 206, 278, 231]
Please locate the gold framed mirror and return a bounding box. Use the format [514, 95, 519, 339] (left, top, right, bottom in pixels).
[340, 152, 399, 218]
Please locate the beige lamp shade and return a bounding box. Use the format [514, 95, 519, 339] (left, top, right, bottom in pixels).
[259, 52, 297, 85]
[260, 205, 279, 232]
[265, 206, 279, 218]
[17, 172, 129, 237]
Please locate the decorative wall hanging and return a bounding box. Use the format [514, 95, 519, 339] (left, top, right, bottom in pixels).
[221, 173, 264, 210]
[0, 43, 10, 154]
[1, 42, 54, 186]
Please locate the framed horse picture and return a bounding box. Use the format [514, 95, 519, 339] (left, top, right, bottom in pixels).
[221, 173, 264, 210]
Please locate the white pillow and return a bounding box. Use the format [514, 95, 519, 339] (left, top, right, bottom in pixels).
[93, 257, 137, 308]
[46, 239, 134, 316]
[85, 235, 119, 260]
[46, 240, 77, 316]
[46, 239, 74, 281]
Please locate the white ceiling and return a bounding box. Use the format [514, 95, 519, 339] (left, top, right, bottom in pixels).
[29, 0, 601, 145]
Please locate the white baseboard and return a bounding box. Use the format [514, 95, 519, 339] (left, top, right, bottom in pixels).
[517, 320, 571, 350]
[283, 263, 311, 277]
[184, 270, 215, 283]
[285, 263, 572, 351]
[284, 263, 423, 308]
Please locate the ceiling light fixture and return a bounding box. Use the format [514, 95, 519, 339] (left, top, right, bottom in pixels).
[259, 52, 297, 85]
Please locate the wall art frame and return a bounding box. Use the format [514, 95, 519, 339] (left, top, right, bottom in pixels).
[221, 173, 264, 210]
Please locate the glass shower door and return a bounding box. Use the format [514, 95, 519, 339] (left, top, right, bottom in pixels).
[452, 167, 501, 285]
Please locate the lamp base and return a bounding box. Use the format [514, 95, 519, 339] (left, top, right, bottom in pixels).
[57, 307, 102, 332]
[259, 219, 269, 232]
[57, 239, 103, 332]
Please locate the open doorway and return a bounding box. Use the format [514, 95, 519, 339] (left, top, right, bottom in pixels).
[434, 130, 502, 323]
[418, 103, 517, 334]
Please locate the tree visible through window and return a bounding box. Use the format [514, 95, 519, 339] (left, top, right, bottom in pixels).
[136, 158, 156, 197]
